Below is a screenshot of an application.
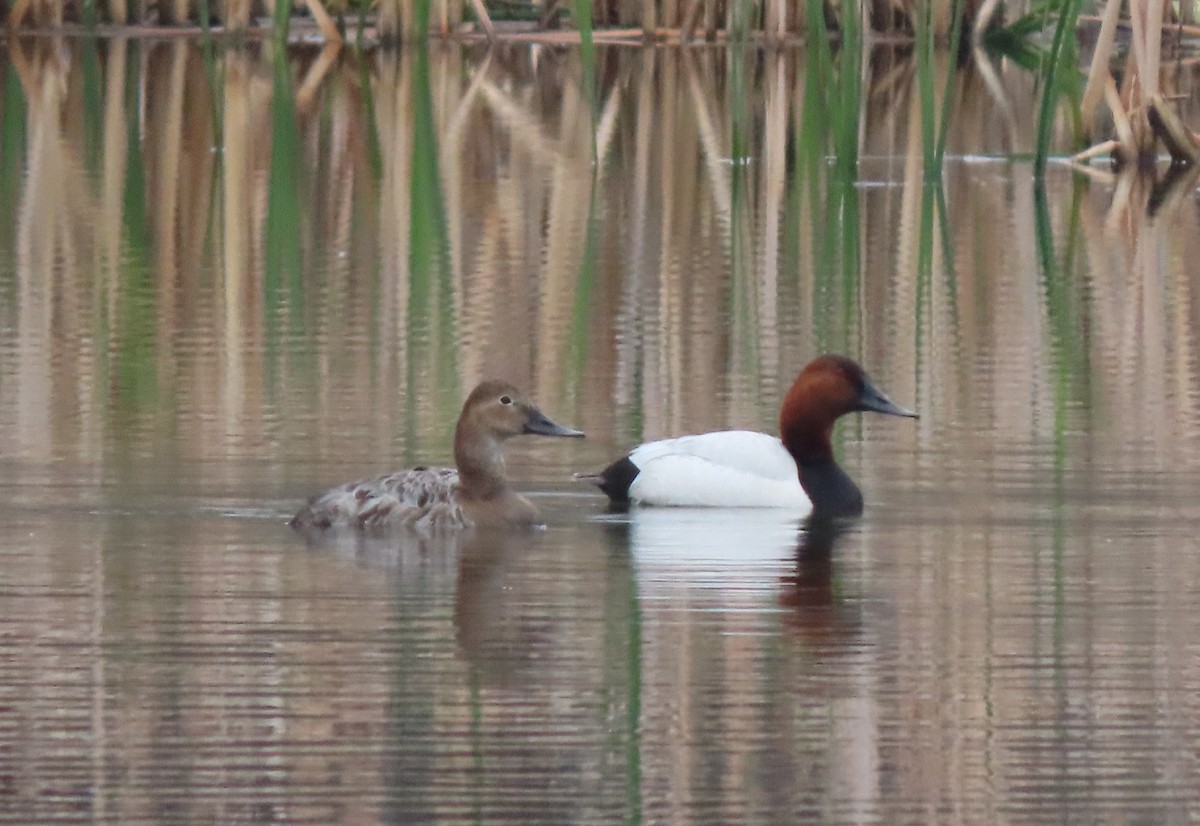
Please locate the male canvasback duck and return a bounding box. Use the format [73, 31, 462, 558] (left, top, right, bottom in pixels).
[579, 355, 916, 515]
[291, 380, 583, 532]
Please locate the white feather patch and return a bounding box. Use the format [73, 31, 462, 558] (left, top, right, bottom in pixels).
[627, 430, 809, 509]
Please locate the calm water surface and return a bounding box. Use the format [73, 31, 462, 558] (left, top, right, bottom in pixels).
[2, 38, 1200, 823]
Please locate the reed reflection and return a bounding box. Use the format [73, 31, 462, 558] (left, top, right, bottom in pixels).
[0, 39, 1195, 577]
[5, 37, 1200, 476]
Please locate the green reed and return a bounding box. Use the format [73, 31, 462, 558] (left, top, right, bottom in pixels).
[116, 45, 159, 415]
[409, 48, 451, 315]
[601, 546, 643, 826]
[408, 46, 458, 421]
[265, 45, 305, 336]
[835, 178, 861, 355]
[916, 0, 965, 179]
[81, 38, 104, 183]
[916, 11, 935, 175]
[273, 0, 295, 38]
[831, 0, 862, 181]
[414, 0, 434, 39]
[200, 20, 223, 143]
[561, 1, 599, 394]
[567, 182, 600, 398]
[0, 67, 26, 276]
[729, 0, 758, 40]
[729, 45, 756, 372]
[796, 9, 861, 166]
[795, 34, 829, 192]
[795, 41, 833, 350]
[1034, 177, 1092, 613]
[358, 55, 384, 182]
[935, 182, 961, 347]
[1033, 174, 1090, 411]
[349, 0, 366, 43]
[1036, 184, 1081, 682]
[570, 0, 597, 156]
[912, 182, 943, 376]
[120, 44, 149, 273]
[1033, 0, 1083, 177]
[795, 0, 864, 354]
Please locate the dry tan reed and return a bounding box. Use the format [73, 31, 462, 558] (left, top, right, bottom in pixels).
[6, 39, 1200, 463]
[1075, 1, 1200, 168]
[0, 0, 1002, 40]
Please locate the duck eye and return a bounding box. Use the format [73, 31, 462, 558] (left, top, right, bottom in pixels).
[500, 395, 513, 406]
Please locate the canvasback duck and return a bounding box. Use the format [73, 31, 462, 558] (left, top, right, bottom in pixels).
[579, 355, 916, 515]
[292, 380, 583, 532]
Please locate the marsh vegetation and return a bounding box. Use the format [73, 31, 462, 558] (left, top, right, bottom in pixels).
[2, 39, 1198, 459]
[3, 41, 1200, 822]
[5, 0, 1200, 176]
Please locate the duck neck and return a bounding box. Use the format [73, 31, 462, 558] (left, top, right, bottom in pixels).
[795, 459, 863, 517]
[782, 417, 863, 517]
[782, 419, 836, 467]
[454, 426, 510, 502]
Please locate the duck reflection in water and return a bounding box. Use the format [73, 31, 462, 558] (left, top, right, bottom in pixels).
[296, 524, 559, 686]
[780, 513, 863, 645]
[452, 529, 561, 686]
[612, 502, 870, 647]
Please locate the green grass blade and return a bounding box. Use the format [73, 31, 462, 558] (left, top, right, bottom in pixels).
[265, 46, 305, 339]
[202, 36, 223, 143]
[570, 0, 597, 157]
[0, 67, 27, 278]
[81, 38, 104, 185]
[274, 0, 295, 39]
[914, 183, 936, 362]
[415, 0, 433, 38]
[358, 54, 384, 182]
[916, 0, 937, 176]
[730, 0, 757, 40]
[933, 0, 967, 171]
[1034, 175, 1089, 392]
[408, 46, 457, 413]
[934, 183, 961, 349]
[833, 0, 862, 181]
[838, 179, 861, 354]
[567, 180, 600, 394]
[116, 46, 158, 417]
[1033, 0, 1084, 177]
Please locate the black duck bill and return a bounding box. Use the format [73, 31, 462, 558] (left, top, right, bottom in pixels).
[523, 408, 585, 438]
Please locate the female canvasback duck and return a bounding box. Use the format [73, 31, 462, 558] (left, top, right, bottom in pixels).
[580, 355, 916, 515]
[291, 380, 583, 532]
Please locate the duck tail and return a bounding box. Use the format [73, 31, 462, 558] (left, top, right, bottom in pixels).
[573, 456, 639, 504]
[572, 472, 605, 484]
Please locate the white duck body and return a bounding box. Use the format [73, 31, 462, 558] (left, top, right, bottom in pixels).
[625, 430, 809, 509]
